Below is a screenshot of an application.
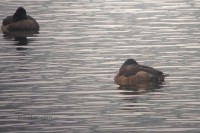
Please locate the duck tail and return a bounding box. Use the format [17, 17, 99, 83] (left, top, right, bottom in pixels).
[157, 73, 169, 82]
[163, 73, 169, 77]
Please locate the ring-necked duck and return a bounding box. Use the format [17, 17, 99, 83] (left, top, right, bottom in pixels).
[1, 7, 39, 32]
[114, 59, 168, 85]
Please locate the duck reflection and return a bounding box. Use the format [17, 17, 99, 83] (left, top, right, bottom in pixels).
[118, 82, 163, 96]
[2, 31, 38, 50]
[118, 83, 164, 110]
[14, 37, 28, 46]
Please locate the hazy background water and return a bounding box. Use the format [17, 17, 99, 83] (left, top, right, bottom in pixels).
[0, 0, 200, 133]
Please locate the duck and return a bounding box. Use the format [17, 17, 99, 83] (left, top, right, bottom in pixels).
[114, 59, 168, 85]
[1, 7, 39, 32]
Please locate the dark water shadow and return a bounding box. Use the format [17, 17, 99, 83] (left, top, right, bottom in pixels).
[2, 31, 39, 50]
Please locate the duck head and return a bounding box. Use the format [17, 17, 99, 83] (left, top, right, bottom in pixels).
[13, 7, 27, 22]
[123, 59, 138, 66]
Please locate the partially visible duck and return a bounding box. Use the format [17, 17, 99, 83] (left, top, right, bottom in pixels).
[1, 7, 39, 32]
[114, 59, 168, 85]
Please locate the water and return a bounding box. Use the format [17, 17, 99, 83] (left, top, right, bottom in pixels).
[0, 0, 200, 132]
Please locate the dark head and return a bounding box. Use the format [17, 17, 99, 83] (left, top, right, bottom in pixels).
[13, 7, 27, 22]
[123, 59, 138, 66]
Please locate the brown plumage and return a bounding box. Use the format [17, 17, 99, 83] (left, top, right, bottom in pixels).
[114, 59, 168, 85]
[1, 7, 39, 32]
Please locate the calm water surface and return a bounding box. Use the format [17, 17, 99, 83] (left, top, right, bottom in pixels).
[0, 0, 200, 133]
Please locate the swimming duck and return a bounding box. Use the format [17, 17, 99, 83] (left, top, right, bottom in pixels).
[1, 7, 39, 32]
[114, 59, 168, 85]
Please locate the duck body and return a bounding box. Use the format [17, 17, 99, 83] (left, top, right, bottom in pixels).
[114, 59, 168, 85]
[1, 7, 39, 32]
